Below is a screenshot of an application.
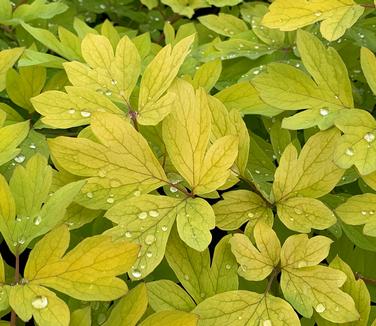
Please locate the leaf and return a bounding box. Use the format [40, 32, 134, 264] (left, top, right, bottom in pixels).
[335, 194, 376, 237]
[361, 47, 376, 95]
[6, 66, 46, 112]
[262, 0, 364, 41]
[139, 310, 199, 326]
[198, 14, 248, 37]
[193, 290, 300, 325]
[70, 307, 91, 326]
[163, 79, 238, 195]
[230, 222, 280, 281]
[213, 190, 272, 231]
[146, 280, 196, 312]
[280, 234, 359, 322]
[9, 284, 69, 326]
[31, 86, 124, 128]
[103, 283, 148, 326]
[24, 225, 140, 301]
[192, 59, 222, 92]
[277, 197, 336, 233]
[273, 129, 344, 201]
[12, 0, 68, 22]
[64, 34, 141, 103]
[0, 120, 29, 166]
[176, 198, 215, 251]
[48, 112, 167, 209]
[333, 109, 376, 175]
[104, 195, 181, 279]
[138, 35, 194, 125]
[0, 47, 24, 91]
[252, 30, 353, 130]
[161, 0, 209, 18]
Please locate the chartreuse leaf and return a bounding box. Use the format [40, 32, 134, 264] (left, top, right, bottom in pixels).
[253, 30, 353, 130]
[273, 128, 343, 201]
[166, 228, 238, 303]
[24, 225, 140, 301]
[0, 47, 24, 91]
[48, 112, 168, 209]
[11, 0, 68, 22]
[146, 280, 196, 312]
[138, 34, 194, 125]
[213, 190, 273, 231]
[9, 284, 69, 326]
[262, 0, 364, 41]
[315, 256, 370, 326]
[333, 109, 376, 175]
[70, 307, 91, 326]
[335, 194, 376, 237]
[280, 234, 359, 322]
[161, 0, 208, 18]
[192, 59, 222, 92]
[0, 0, 12, 21]
[0, 120, 29, 165]
[6, 66, 46, 112]
[163, 79, 238, 196]
[0, 253, 8, 312]
[194, 290, 300, 325]
[139, 310, 199, 326]
[64, 34, 141, 103]
[104, 195, 181, 279]
[361, 47, 376, 95]
[198, 14, 248, 37]
[230, 222, 280, 281]
[0, 155, 85, 254]
[103, 283, 148, 326]
[31, 86, 123, 128]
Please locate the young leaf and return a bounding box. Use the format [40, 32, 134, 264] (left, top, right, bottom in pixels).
[198, 14, 248, 37]
[262, 0, 364, 41]
[48, 112, 167, 209]
[139, 310, 199, 326]
[335, 194, 376, 237]
[230, 222, 281, 281]
[333, 109, 376, 175]
[280, 234, 359, 323]
[146, 280, 196, 312]
[361, 47, 376, 95]
[192, 59, 222, 92]
[0, 47, 24, 91]
[163, 79, 238, 195]
[103, 283, 148, 326]
[24, 225, 140, 301]
[213, 190, 273, 231]
[104, 195, 181, 279]
[12, 0, 68, 22]
[193, 290, 300, 325]
[70, 307, 91, 326]
[161, 0, 209, 18]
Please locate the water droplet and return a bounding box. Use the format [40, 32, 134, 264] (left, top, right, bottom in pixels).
[345, 148, 354, 156]
[294, 207, 303, 215]
[298, 261, 307, 268]
[98, 169, 106, 178]
[200, 292, 205, 298]
[134, 190, 141, 196]
[364, 132, 375, 143]
[106, 197, 115, 204]
[238, 316, 242, 320]
[131, 269, 142, 278]
[255, 169, 261, 174]
[314, 11, 322, 17]
[15, 216, 22, 222]
[361, 210, 367, 215]
[145, 234, 156, 245]
[315, 303, 326, 313]
[335, 305, 339, 311]
[125, 231, 132, 238]
[225, 264, 231, 270]
[254, 45, 259, 49]
[86, 192, 93, 199]
[99, 4, 106, 9]
[369, 210, 375, 215]
[241, 265, 247, 271]
[146, 251, 153, 258]
[111, 79, 117, 85]
[138, 212, 148, 220]
[247, 212, 254, 218]
[32, 296, 48, 309]
[29, 143, 36, 149]
[14, 154, 25, 163]
[161, 225, 168, 232]
[184, 274, 190, 280]
[149, 210, 159, 217]
[170, 186, 178, 193]
[68, 108, 75, 114]
[105, 90, 112, 96]
[80, 111, 91, 118]
[319, 108, 329, 116]
[263, 320, 272, 326]
[18, 238, 25, 245]
[33, 216, 42, 226]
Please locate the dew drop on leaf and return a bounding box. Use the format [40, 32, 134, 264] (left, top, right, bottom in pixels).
[32, 296, 48, 309]
[14, 154, 25, 163]
[29, 143, 36, 149]
[262, 320, 272, 326]
[131, 269, 142, 278]
[106, 197, 115, 204]
[86, 192, 93, 199]
[125, 231, 132, 238]
[225, 264, 231, 270]
[80, 111, 91, 118]
[247, 212, 254, 218]
[138, 212, 148, 220]
[319, 108, 329, 116]
[67, 108, 75, 114]
[364, 132, 375, 143]
[33, 215, 42, 226]
[170, 186, 178, 193]
[148, 210, 159, 217]
[314, 11, 322, 17]
[146, 251, 153, 258]
[144, 234, 156, 245]
[315, 303, 326, 313]
[161, 225, 168, 232]
[134, 190, 141, 196]
[345, 148, 354, 156]
[184, 274, 190, 280]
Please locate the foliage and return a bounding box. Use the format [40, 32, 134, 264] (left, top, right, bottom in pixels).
[0, 0, 376, 325]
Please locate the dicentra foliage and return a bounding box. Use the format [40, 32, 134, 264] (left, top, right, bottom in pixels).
[0, 0, 376, 325]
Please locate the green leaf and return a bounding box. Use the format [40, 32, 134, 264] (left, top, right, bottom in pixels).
[335, 194, 376, 237]
[70, 307, 91, 326]
[213, 190, 272, 231]
[12, 0, 68, 22]
[0, 47, 24, 91]
[146, 280, 196, 312]
[198, 14, 248, 37]
[192, 59, 222, 92]
[280, 234, 359, 323]
[230, 222, 280, 281]
[104, 195, 181, 279]
[333, 109, 376, 175]
[193, 290, 300, 325]
[103, 283, 148, 326]
[262, 0, 364, 41]
[139, 310, 199, 326]
[24, 225, 140, 301]
[48, 112, 167, 209]
[161, 0, 209, 18]
[361, 47, 376, 95]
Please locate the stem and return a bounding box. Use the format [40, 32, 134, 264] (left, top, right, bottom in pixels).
[129, 110, 139, 131]
[238, 174, 273, 206]
[265, 267, 279, 294]
[10, 250, 20, 326]
[355, 272, 376, 286]
[361, 3, 375, 8]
